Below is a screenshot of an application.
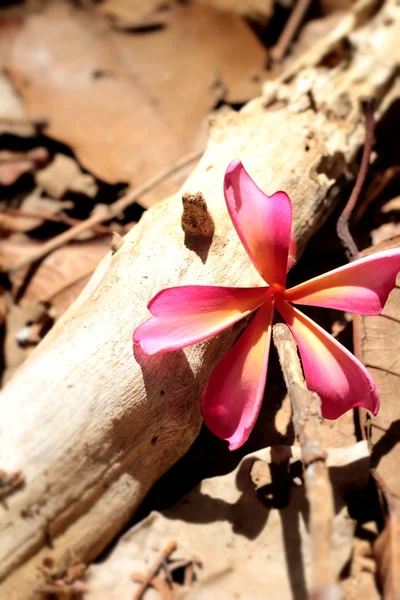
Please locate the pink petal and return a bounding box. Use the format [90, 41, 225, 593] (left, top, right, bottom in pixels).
[133, 285, 270, 354]
[224, 159, 292, 289]
[284, 249, 400, 314]
[276, 299, 379, 418]
[201, 298, 274, 450]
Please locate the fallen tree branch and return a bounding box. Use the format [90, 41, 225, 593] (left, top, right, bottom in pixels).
[0, 1, 399, 597]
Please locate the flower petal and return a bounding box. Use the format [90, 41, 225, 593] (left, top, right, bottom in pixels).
[284, 249, 400, 314]
[276, 299, 379, 418]
[133, 285, 270, 354]
[201, 298, 274, 450]
[224, 159, 292, 288]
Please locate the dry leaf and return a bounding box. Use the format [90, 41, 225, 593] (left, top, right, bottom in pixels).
[85, 443, 369, 600]
[1, 236, 111, 318]
[7, 3, 183, 190]
[0, 189, 71, 233]
[374, 502, 400, 600]
[98, 0, 172, 30]
[113, 3, 266, 144]
[194, 0, 274, 22]
[36, 153, 98, 199]
[371, 222, 400, 246]
[0, 191, 72, 233]
[319, 0, 358, 14]
[0, 147, 48, 186]
[7, 1, 266, 205]
[356, 237, 400, 499]
[356, 238, 400, 599]
[0, 72, 33, 137]
[381, 196, 400, 213]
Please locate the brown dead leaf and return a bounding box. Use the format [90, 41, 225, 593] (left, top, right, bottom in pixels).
[374, 500, 400, 600]
[1, 192, 73, 234]
[194, 0, 274, 22]
[6, 1, 266, 205]
[98, 0, 172, 30]
[356, 238, 400, 600]
[36, 153, 98, 199]
[0, 147, 48, 186]
[319, 0, 357, 14]
[7, 3, 183, 191]
[0, 14, 34, 137]
[113, 3, 266, 144]
[85, 443, 368, 599]
[0, 188, 71, 233]
[0, 72, 34, 137]
[1, 235, 111, 318]
[356, 238, 400, 500]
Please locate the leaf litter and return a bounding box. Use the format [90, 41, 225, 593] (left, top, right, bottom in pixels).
[0, 0, 399, 598]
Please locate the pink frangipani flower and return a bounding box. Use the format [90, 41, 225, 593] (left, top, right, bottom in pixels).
[133, 159, 400, 450]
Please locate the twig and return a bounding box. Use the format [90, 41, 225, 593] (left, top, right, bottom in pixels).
[270, 0, 313, 64]
[0, 116, 48, 128]
[337, 97, 375, 261]
[132, 573, 175, 600]
[7, 150, 203, 274]
[272, 323, 340, 599]
[0, 147, 48, 164]
[5, 207, 112, 235]
[132, 540, 177, 600]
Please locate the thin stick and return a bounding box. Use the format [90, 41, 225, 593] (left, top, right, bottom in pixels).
[270, 0, 313, 63]
[4, 207, 112, 235]
[337, 97, 375, 261]
[7, 150, 203, 274]
[273, 323, 340, 599]
[0, 116, 48, 128]
[132, 540, 177, 600]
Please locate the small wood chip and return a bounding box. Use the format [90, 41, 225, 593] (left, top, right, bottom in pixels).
[181, 192, 215, 238]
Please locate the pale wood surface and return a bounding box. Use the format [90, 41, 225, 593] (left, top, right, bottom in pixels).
[0, 0, 399, 596]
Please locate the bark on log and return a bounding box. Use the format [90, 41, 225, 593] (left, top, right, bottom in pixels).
[0, 0, 399, 596]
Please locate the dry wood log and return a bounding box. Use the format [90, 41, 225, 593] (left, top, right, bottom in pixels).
[0, 0, 399, 596]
